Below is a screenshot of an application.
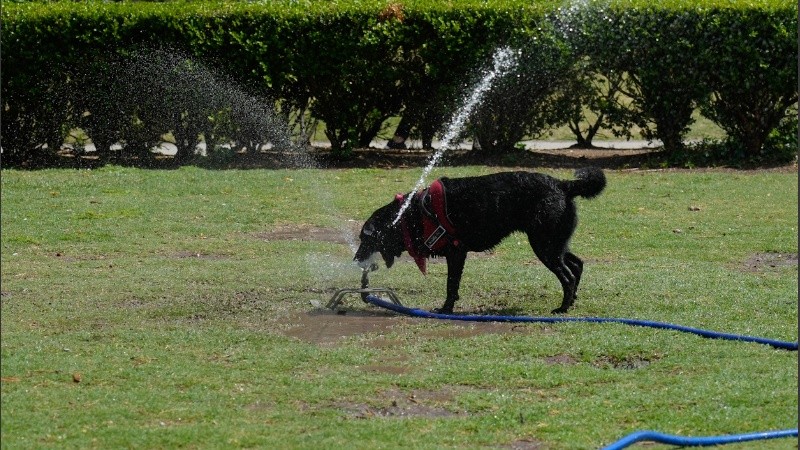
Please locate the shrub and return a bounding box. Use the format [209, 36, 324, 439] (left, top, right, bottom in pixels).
[388, 4, 509, 150]
[573, 4, 711, 152]
[696, 6, 798, 157]
[472, 28, 575, 152]
[1, 0, 796, 167]
[291, 8, 404, 156]
[571, 0, 796, 155]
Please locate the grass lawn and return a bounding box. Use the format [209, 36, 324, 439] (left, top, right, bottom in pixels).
[1, 164, 797, 449]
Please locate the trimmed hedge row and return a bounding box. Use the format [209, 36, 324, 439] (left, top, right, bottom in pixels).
[1, 0, 797, 166]
[572, 1, 798, 160]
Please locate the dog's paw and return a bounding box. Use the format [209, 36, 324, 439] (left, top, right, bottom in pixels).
[550, 307, 569, 315]
[431, 307, 454, 315]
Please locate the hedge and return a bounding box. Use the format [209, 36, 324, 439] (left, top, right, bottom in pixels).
[572, 0, 798, 157]
[1, 0, 796, 166]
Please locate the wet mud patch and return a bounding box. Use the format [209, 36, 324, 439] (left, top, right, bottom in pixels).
[282, 309, 411, 345]
[283, 300, 560, 346]
[742, 252, 797, 273]
[338, 387, 467, 419]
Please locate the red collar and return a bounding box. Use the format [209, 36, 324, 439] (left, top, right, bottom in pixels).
[395, 179, 460, 274]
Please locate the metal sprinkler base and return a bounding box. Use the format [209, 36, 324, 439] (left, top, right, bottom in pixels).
[326, 287, 403, 310]
[326, 265, 403, 310]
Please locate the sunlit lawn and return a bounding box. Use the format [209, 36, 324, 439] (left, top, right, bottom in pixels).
[1, 165, 796, 449]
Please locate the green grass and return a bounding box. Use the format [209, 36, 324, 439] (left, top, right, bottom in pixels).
[1, 165, 797, 449]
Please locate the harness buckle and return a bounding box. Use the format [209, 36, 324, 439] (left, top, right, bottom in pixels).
[424, 225, 447, 249]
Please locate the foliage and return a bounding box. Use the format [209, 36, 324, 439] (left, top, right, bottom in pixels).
[1, 0, 797, 166]
[549, 60, 628, 148]
[573, 6, 708, 152]
[471, 26, 575, 152]
[696, 7, 798, 157]
[679, 111, 798, 168]
[572, 0, 797, 154]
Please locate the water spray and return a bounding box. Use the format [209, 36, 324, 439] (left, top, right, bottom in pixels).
[329, 47, 519, 308]
[392, 47, 518, 225]
[328, 48, 520, 312]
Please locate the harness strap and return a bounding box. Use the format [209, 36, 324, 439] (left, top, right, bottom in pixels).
[420, 179, 459, 250]
[395, 179, 461, 275]
[396, 193, 429, 274]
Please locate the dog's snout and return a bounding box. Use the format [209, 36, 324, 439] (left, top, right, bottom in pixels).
[355, 251, 379, 269]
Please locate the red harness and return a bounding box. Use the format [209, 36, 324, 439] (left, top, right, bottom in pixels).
[395, 179, 460, 274]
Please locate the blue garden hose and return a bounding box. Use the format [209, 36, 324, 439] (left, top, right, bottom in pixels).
[601, 429, 798, 449]
[361, 294, 799, 448]
[363, 295, 798, 350]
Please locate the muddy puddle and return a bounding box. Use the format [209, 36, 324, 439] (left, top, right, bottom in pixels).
[282, 309, 408, 345]
[282, 307, 548, 346]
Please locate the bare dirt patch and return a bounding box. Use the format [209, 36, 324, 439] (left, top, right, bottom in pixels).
[46, 143, 797, 172]
[213, 146, 663, 171]
[543, 354, 579, 365]
[283, 307, 550, 346]
[592, 354, 659, 370]
[742, 252, 798, 273]
[281, 296, 557, 352]
[169, 251, 230, 260]
[252, 224, 359, 245]
[338, 387, 467, 419]
[501, 439, 547, 450]
[193, 146, 796, 172]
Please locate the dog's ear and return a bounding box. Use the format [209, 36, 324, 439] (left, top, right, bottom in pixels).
[380, 237, 404, 269]
[371, 202, 404, 267]
[383, 254, 396, 268]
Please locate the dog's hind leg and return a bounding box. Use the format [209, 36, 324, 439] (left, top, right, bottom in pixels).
[546, 260, 578, 314]
[528, 238, 578, 314]
[435, 250, 467, 314]
[564, 251, 584, 293]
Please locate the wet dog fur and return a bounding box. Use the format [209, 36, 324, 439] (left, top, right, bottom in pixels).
[354, 168, 606, 314]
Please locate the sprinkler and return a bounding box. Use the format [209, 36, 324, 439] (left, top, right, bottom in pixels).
[326, 263, 403, 311]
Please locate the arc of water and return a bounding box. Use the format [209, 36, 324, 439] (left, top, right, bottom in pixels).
[392, 47, 518, 225]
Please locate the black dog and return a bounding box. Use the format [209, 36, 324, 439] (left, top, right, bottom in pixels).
[354, 168, 606, 314]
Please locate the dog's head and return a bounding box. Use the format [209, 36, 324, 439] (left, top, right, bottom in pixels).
[354, 199, 405, 269]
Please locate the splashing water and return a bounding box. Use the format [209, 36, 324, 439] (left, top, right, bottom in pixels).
[110, 48, 364, 262]
[106, 47, 296, 157]
[392, 47, 518, 225]
[552, 0, 582, 37]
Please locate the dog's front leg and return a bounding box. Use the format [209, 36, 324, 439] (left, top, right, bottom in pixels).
[435, 250, 467, 314]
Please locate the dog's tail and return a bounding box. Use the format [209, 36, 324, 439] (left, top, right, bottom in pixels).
[563, 167, 606, 199]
